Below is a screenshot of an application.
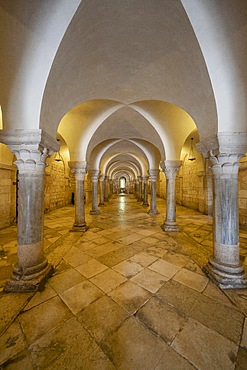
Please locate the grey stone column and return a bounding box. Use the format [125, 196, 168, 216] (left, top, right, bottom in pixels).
[90, 170, 100, 215]
[104, 175, 109, 202]
[0, 129, 58, 291]
[137, 176, 142, 202]
[197, 133, 247, 289]
[148, 169, 160, 215]
[69, 161, 88, 232]
[161, 160, 182, 232]
[99, 175, 105, 206]
[142, 176, 149, 206]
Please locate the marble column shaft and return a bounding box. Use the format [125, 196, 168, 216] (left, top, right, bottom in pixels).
[90, 170, 100, 215]
[162, 161, 181, 231]
[148, 169, 159, 215]
[137, 176, 142, 202]
[99, 176, 105, 206]
[104, 175, 109, 202]
[69, 161, 88, 232]
[142, 176, 149, 206]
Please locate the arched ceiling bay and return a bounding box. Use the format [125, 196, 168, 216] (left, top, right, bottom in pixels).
[41, 0, 217, 138]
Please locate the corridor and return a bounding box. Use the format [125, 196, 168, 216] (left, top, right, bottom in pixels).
[0, 196, 247, 369]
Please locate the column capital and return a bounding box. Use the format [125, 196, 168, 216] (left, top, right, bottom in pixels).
[209, 154, 242, 177]
[160, 160, 182, 179]
[89, 169, 100, 181]
[148, 169, 159, 181]
[69, 161, 87, 180]
[142, 176, 149, 183]
[196, 132, 247, 159]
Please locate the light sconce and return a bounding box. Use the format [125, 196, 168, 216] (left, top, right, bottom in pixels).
[54, 140, 63, 162]
[188, 138, 196, 161]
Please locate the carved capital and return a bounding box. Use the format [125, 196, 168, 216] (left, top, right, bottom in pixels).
[209, 154, 242, 177]
[148, 169, 159, 181]
[69, 161, 87, 180]
[89, 169, 100, 182]
[160, 160, 182, 179]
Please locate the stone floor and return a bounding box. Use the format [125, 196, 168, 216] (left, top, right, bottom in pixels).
[0, 195, 247, 369]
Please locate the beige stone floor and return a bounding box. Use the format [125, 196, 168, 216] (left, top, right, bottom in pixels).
[0, 195, 247, 369]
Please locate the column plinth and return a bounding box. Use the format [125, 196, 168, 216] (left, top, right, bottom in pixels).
[69, 161, 89, 232]
[161, 160, 181, 232]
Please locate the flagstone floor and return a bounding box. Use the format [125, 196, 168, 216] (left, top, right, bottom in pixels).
[0, 195, 247, 369]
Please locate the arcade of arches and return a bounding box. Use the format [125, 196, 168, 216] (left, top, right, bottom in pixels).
[0, 1, 247, 368]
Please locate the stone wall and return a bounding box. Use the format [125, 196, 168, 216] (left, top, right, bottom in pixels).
[44, 160, 72, 212]
[0, 165, 16, 229]
[239, 158, 247, 228]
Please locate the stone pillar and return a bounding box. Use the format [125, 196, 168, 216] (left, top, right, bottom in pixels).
[69, 161, 88, 232]
[90, 170, 100, 215]
[161, 160, 182, 232]
[148, 169, 160, 215]
[197, 133, 247, 289]
[0, 129, 59, 291]
[104, 175, 109, 202]
[137, 176, 142, 202]
[142, 176, 149, 206]
[99, 175, 105, 206]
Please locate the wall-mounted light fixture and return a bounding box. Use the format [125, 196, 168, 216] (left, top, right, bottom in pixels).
[54, 139, 63, 162]
[188, 138, 196, 161]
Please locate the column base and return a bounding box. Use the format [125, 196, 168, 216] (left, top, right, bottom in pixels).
[90, 210, 101, 215]
[70, 224, 89, 232]
[203, 258, 247, 289]
[161, 221, 180, 232]
[142, 202, 149, 207]
[4, 261, 54, 292]
[148, 209, 160, 215]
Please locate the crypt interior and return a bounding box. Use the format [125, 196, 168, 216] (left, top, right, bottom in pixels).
[0, 1, 247, 369]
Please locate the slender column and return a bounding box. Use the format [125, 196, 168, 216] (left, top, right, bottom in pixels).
[69, 161, 88, 232]
[99, 175, 105, 206]
[161, 160, 182, 232]
[148, 169, 160, 215]
[142, 176, 149, 206]
[137, 176, 142, 201]
[197, 133, 247, 289]
[90, 170, 100, 215]
[203, 154, 247, 288]
[0, 129, 59, 291]
[104, 175, 109, 202]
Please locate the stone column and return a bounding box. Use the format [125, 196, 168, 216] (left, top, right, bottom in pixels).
[142, 176, 149, 206]
[137, 176, 142, 202]
[148, 169, 160, 215]
[197, 133, 247, 289]
[104, 175, 109, 202]
[161, 160, 182, 232]
[69, 161, 88, 232]
[0, 129, 59, 291]
[99, 175, 105, 206]
[90, 170, 100, 215]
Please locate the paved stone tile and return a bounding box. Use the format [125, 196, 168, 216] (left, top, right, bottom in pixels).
[146, 245, 167, 258]
[236, 347, 247, 370]
[155, 346, 196, 369]
[112, 260, 143, 278]
[1, 350, 33, 370]
[63, 246, 92, 267]
[131, 268, 168, 293]
[149, 259, 181, 279]
[77, 295, 129, 342]
[117, 233, 144, 245]
[137, 296, 186, 344]
[162, 251, 190, 267]
[0, 292, 34, 336]
[97, 246, 139, 267]
[157, 280, 244, 344]
[0, 321, 26, 367]
[19, 296, 72, 345]
[48, 267, 85, 294]
[172, 267, 209, 292]
[90, 268, 127, 293]
[76, 258, 108, 278]
[172, 318, 238, 370]
[85, 241, 123, 258]
[101, 317, 167, 370]
[23, 283, 57, 311]
[129, 252, 157, 267]
[203, 280, 236, 308]
[109, 280, 151, 314]
[60, 280, 104, 314]
[241, 317, 247, 348]
[80, 346, 116, 370]
[29, 317, 99, 369]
